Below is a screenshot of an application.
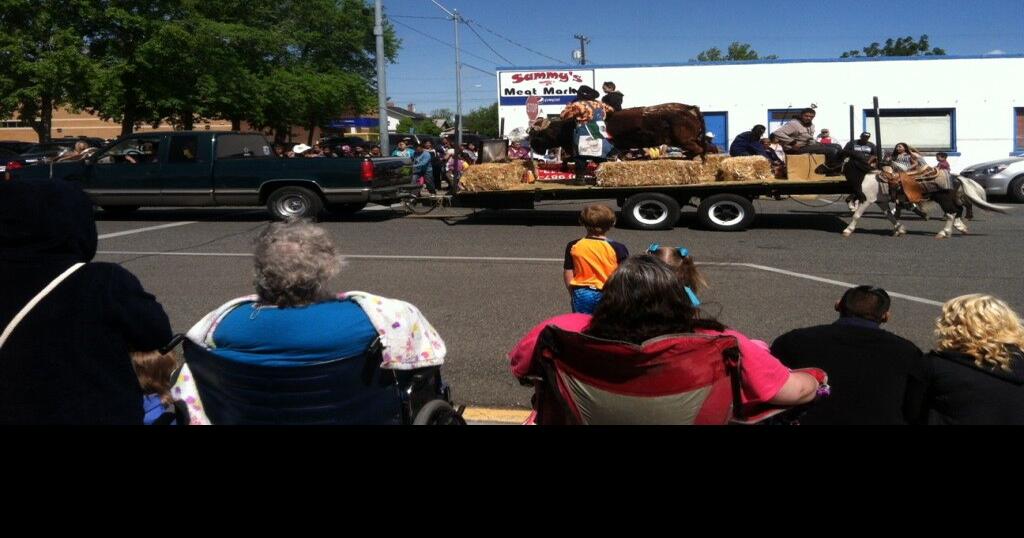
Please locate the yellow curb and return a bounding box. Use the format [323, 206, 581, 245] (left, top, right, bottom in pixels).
[462, 407, 531, 424]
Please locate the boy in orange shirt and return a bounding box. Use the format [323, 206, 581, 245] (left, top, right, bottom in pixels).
[563, 205, 629, 313]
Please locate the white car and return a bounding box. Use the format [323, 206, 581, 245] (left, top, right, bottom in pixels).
[959, 157, 1024, 202]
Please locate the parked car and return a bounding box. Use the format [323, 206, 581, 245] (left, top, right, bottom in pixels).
[0, 147, 19, 173]
[959, 157, 1024, 202]
[6, 131, 416, 220]
[0, 141, 34, 154]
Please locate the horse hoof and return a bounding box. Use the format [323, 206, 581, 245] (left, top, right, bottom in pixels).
[935, 232, 948, 239]
[842, 230, 853, 237]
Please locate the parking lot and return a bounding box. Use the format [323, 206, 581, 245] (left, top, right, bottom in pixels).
[92, 196, 1024, 414]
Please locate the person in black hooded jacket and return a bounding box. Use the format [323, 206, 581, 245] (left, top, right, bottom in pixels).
[905, 294, 1024, 425]
[0, 179, 172, 424]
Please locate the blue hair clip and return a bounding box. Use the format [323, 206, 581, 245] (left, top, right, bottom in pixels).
[684, 286, 701, 307]
[648, 243, 691, 258]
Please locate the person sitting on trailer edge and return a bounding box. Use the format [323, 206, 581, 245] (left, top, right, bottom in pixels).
[772, 108, 843, 173]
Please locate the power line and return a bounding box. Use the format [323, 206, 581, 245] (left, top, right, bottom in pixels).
[462, 62, 496, 77]
[463, 19, 512, 65]
[389, 18, 499, 72]
[465, 19, 570, 65]
[389, 14, 449, 20]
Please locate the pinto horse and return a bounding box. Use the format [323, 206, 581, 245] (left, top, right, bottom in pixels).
[841, 152, 1008, 238]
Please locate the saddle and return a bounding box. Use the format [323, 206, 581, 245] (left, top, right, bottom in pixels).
[877, 166, 947, 203]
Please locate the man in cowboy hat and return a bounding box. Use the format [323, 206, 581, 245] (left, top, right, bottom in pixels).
[561, 85, 615, 182]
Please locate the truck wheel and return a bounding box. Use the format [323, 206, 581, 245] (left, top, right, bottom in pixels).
[697, 194, 755, 231]
[328, 202, 368, 215]
[101, 205, 140, 218]
[620, 193, 681, 230]
[1009, 176, 1024, 203]
[267, 186, 323, 221]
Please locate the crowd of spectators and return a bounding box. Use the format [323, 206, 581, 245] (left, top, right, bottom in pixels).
[2, 181, 1022, 425]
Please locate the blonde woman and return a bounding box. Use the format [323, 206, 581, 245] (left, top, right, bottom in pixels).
[905, 294, 1024, 424]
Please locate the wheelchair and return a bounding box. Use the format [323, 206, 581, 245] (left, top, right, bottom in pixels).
[173, 335, 466, 425]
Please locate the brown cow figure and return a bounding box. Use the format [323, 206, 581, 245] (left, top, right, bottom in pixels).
[528, 102, 709, 162]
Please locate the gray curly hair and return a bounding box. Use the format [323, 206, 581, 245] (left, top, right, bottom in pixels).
[253, 221, 345, 307]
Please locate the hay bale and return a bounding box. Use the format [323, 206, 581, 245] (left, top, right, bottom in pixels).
[717, 156, 774, 182]
[460, 161, 531, 192]
[595, 159, 714, 187]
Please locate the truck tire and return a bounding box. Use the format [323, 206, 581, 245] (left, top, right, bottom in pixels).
[697, 194, 755, 231]
[620, 193, 681, 230]
[101, 205, 140, 218]
[266, 186, 323, 221]
[1009, 176, 1024, 203]
[328, 202, 368, 215]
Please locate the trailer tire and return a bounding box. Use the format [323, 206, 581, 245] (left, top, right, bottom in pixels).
[266, 186, 323, 221]
[697, 194, 755, 231]
[620, 193, 681, 230]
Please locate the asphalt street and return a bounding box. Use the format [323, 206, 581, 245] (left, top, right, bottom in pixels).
[93, 196, 1024, 411]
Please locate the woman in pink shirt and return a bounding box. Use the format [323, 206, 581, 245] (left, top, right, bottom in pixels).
[510, 255, 824, 421]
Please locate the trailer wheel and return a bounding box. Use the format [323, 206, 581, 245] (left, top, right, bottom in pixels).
[697, 194, 755, 231]
[620, 193, 681, 230]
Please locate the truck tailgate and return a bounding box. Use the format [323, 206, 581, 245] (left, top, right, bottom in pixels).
[370, 157, 414, 188]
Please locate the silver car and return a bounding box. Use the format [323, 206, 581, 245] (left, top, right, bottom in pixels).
[959, 157, 1024, 202]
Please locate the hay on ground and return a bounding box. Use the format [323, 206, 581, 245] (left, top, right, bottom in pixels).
[459, 161, 531, 192]
[717, 156, 774, 182]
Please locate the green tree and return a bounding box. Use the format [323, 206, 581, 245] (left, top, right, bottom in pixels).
[462, 102, 499, 138]
[80, 0, 178, 137]
[430, 108, 455, 123]
[0, 0, 93, 142]
[841, 35, 946, 58]
[396, 117, 442, 136]
[694, 42, 778, 62]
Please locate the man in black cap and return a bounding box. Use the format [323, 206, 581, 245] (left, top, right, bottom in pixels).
[601, 81, 623, 111]
[844, 132, 877, 157]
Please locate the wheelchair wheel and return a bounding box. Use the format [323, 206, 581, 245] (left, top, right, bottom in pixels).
[412, 399, 466, 425]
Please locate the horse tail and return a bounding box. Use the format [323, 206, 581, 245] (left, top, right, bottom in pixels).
[960, 176, 1011, 213]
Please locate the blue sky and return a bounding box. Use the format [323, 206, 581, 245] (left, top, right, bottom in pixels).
[381, 0, 1023, 115]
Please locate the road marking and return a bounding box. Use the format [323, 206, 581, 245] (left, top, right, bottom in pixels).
[97, 221, 197, 240]
[93, 251, 945, 307]
[735, 263, 945, 307]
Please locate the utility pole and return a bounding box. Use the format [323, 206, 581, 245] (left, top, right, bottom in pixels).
[374, 0, 390, 155]
[432, 0, 463, 192]
[574, 34, 590, 65]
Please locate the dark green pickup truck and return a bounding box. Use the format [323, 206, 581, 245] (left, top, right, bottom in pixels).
[6, 131, 416, 219]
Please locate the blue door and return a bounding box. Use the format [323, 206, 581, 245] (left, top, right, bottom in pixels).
[703, 112, 728, 153]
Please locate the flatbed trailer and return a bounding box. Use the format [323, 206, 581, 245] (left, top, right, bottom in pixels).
[429, 177, 849, 231]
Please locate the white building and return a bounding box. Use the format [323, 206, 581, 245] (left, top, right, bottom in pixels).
[497, 54, 1024, 171]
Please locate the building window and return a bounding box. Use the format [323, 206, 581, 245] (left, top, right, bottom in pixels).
[1015, 108, 1024, 152]
[863, 108, 955, 153]
[0, 120, 29, 128]
[767, 109, 803, 134]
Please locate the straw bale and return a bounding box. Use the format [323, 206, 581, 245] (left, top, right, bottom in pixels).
[716, 156, 774, 182]
[595, 159, 716, 187]
[460, 161, 531, 192]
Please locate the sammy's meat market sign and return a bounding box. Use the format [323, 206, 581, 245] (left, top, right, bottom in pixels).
[498, 69, 594, 106]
